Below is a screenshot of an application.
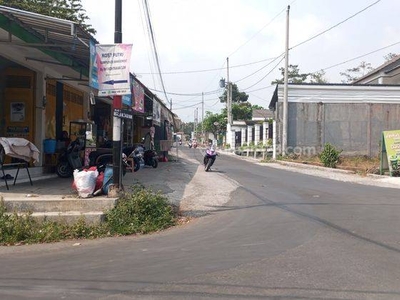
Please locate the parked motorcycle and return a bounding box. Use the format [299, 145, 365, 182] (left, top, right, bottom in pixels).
[56, 139, 84, 178]
[131, 145, 158, 168]
[204, 145, 218, 172]
[88, 147, 134, 174]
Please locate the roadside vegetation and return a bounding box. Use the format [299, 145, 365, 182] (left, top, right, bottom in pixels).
[0, 185, 178, 246]
[263, 143, 380, 176]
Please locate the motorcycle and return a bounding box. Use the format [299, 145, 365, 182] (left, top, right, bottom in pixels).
[88, 147, 134, 174]
[203, 146, 218, 172]
[56, 139, 84, 178]
[130, 145, 158, 168]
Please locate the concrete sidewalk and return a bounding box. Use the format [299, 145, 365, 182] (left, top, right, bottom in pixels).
[0, 151, 204, 224]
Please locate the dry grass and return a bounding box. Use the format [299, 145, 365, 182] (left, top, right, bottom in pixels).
[281, 154, 381, 176]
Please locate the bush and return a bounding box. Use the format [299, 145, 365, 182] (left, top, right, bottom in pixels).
[0, 185, 178, 245]
[104, 185, 176, 235]
[319, 143, 342, 168]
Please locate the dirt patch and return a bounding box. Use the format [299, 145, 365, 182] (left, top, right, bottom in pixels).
[274, 155, 381, 176]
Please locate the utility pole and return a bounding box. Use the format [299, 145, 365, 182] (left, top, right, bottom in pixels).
[194, 108, 198, 139]
[170, 98, 172, 111]
[202, 92, 204, 143]
[226, 57, 232, 148]
[112, 0, 122, 190]
[282, 5, 290, 156]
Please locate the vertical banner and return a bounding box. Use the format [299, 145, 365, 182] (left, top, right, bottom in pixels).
[94, 44, 132, 96]
[380, 130, 400, 176]
[132, 79, 144, 113]
[89, 40, 99, 89]
[153, 99, 161, 126]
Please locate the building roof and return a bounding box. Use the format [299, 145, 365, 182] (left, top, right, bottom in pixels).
[252, 109, 274, 120]
[269, 83, 400, 110]
[353, 55, 400, 84]
[0, 5, 96, 79]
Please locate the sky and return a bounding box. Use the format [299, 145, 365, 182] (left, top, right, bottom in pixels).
[81, 0, 400, 122]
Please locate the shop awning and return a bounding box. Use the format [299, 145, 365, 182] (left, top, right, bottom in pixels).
[0, 5, 96, 81]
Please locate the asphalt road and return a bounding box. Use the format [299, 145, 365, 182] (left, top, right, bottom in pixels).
[1, 147, 400, 299]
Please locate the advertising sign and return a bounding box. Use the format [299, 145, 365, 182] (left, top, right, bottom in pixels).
[113, 109, 133, 120]
[153, 98, 161, 126]
[132, 79, 145, 113]
[92, 44, 133, 96]
[89, 40, 99, 89]
[380, 130, 400, 176]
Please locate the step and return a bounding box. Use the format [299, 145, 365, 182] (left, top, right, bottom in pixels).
[8, 211, 105, 225]
[3, 198, 117, 213]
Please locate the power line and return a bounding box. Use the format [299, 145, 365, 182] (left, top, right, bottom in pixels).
[291, 0, 381, 50]
[235, 53, 285, 83]
[147, 87, 222, 96]
[320, 41, 400, 72]
[143, 0, 170, 105]
[242, 56, 285, 90]
[135, 55, 283, 75]
[228, 0, 296, 57]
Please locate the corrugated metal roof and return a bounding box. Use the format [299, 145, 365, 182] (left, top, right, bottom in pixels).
[275, 83, 400, 105]
[0, 5, 96, 76]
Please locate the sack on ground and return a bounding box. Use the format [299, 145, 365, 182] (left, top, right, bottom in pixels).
[73, 169, 98, 198]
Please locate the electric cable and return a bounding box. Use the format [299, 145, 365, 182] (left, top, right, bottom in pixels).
[290, 0, 381, 50]
[319, 41, 400, 72]
[143, 0, 170, 105]
[228, 0, 297, 57]
[235, 53, 285, 83]
[242, 55, 285, 90]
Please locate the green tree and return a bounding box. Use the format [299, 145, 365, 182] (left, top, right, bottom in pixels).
[271, 64, 310, 84]
[219, 83, 249, 103]
[202, 112, 227, 138]
[0, 0, 96, 34]
[222, 103, 252, 121]
[251, 104, 264, 110]
[309, 70, 328, 83]
[340, 61, 373, 83]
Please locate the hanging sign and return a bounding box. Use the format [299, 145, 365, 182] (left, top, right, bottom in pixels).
[113, 109, 133, 120]
[380, 130, 400, 176]
[92, 43, 133, 96]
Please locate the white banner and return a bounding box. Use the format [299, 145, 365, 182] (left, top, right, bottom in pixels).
[95, 44, 132, 96]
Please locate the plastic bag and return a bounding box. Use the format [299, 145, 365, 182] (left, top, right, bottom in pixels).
[73, 169, 98, 198]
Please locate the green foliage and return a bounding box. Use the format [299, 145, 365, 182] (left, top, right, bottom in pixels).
[105, 185, 176, 235]
[340, 61, 373, 83]
[319, 143, 342, 168]
[0, 0, 96, 34]
[271, 64, 310, 84]
[0, 185, 177, 246]
[309, 70, 328, 83]
[219, 83, 249, 103]
[231, 102, 252, 120]
[202, 111, 227, 137]
[271, 65, 328, 85]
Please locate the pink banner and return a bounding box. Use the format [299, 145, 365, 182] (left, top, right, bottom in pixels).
[132, 80, 144, 113]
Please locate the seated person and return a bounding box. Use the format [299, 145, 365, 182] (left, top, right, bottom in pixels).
[60, 131, 71, 148]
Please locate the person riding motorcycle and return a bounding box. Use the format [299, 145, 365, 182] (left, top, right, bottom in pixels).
[204, 144, 218, 171]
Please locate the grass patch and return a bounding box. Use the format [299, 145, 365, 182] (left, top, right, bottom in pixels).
[0, 185, 178, 246]
[271, 154, 380, 176]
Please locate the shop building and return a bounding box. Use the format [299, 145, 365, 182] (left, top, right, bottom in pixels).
[0, 6, 179, 171]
